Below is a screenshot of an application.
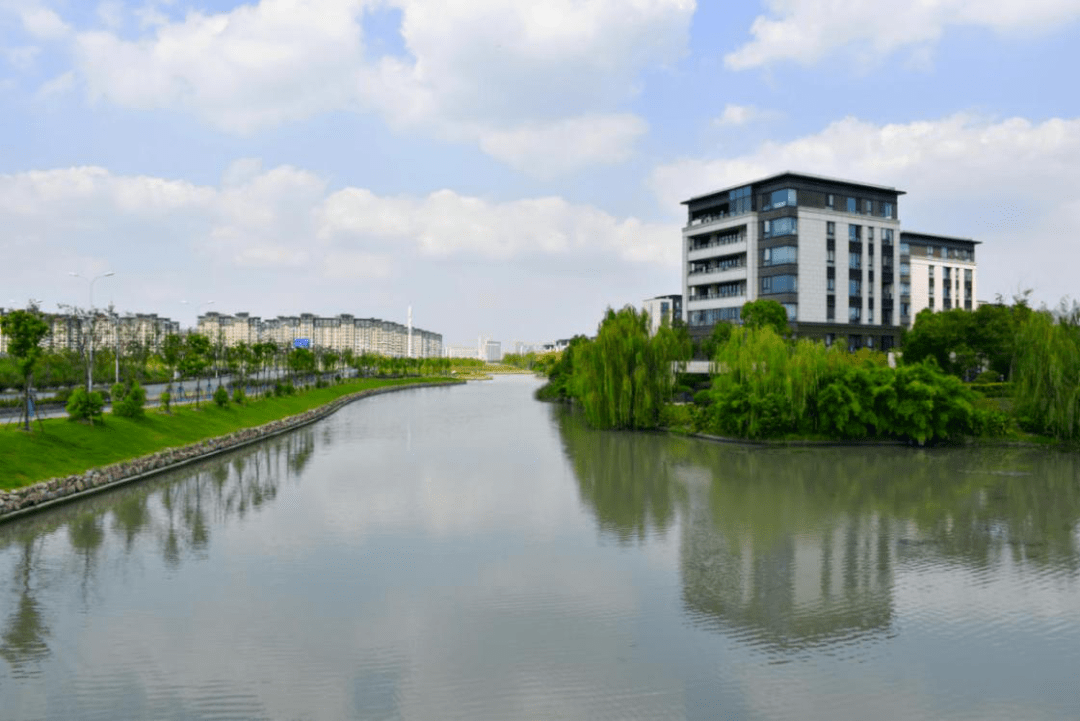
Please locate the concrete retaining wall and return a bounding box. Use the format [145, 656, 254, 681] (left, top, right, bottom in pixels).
[0, 380, 462, 524]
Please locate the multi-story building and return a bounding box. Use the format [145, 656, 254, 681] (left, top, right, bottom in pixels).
[1, 308, 179, 355]
[901, 232, 978, 315]
[642, 294, 683, 335]
[681, 172, 979, 351]
[194, 311, 442, 357]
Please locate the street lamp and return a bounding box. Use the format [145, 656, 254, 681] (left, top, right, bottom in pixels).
[69, 271, 115, 392]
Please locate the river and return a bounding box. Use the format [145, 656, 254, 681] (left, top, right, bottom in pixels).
[1, 375, 1078, 720]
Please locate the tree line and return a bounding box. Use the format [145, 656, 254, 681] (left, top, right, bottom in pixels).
[537, 295, 1080, 443]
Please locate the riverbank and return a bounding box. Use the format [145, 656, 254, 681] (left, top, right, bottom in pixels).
[0, 377, 462, 521]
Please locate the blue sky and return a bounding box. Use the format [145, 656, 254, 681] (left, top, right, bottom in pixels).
[2, 0, 1079, 346]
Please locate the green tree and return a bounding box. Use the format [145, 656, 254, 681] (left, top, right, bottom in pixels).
[180, 334, 212, 408]
[572, 306, 687, 430]
[741, 299, 790, 336]
[0, 309, 50, 431]
[699, 321, 734, 361]
[161, 334, 183, 396]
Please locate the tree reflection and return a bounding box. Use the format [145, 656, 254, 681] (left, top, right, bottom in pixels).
[557, 408, 680, 545]
[0, 538, 50, 675]
[558, 412, 1080, 651]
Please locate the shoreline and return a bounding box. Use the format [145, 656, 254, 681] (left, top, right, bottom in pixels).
[0, 379, 463, 524]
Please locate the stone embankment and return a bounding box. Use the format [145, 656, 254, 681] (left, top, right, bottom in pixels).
[0, 381, 460, 523]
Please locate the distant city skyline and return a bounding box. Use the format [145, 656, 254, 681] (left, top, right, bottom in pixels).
[2, 1, 1078, 342]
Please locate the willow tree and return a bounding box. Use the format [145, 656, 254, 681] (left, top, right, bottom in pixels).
[1, 309, 50, 431]
[572, 306, 689, 430]
[1012, 310, 1080, 440]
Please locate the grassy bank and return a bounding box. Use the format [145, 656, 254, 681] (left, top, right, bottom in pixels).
[0, 377, 451, 490]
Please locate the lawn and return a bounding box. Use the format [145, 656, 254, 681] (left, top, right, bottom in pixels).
[0, 377, 451, 490]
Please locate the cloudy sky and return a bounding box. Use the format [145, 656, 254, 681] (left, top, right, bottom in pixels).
[2, 0, 1078, 345]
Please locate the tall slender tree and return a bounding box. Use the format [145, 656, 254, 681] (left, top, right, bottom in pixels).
[1, 309, 50, 431]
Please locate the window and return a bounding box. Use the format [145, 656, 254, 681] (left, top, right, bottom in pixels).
[901, 302, 910, 317]
[881, 202, 893, 218]
[729, 185, 752, 215]
[827, 248, 835, 264]
[761, 274, 797, 294]
[849, 279, 861, 296]
[882, 228, 894, 243]
[849, 252, 861, 270]
[827, 298, 835, 322]
[900, 263, 910, 276]
[849, 224, 861, 241]
[763, 188, 797, 210]
[781, 303, 797, 320]
[826, 221, 835, 236]
[762, 245, 797, 266]
[900, 241, 910, 254]
[864, 199, 872, 214]
[763, 217, 797, 238]
[849, 306, 861, 322]
[827, 194, 835, 209]
[901, 283, 911, 296]
[847, 197, 857, 213]
[827, 277, 835, 291]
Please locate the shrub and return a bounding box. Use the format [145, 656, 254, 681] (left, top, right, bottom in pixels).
[213, 385, 229, 407]
[112, 380, 147, 418]
[67, 387, 105, 423]
[160, 390, 171, 413]
[232, 386, 246, 405]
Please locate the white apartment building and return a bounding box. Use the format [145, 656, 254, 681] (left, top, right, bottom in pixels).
[195, 311, 442, 357]
[682, 172, 979, 351]
[902, 232, 978, 315]
[0, 309, 178, 355]
[642, 294, 683, 335]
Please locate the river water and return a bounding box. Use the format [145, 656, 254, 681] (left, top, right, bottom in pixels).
[1, 375, 1078, 720]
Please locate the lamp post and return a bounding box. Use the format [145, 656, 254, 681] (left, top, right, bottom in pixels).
[70, 271, 115, 393]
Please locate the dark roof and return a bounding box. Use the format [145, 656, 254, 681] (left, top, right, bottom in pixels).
[901, 230, 981, 245]
[681, 171, 905, 205]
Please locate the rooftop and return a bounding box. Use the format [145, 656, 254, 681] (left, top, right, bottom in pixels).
[681, 171, 906, 205]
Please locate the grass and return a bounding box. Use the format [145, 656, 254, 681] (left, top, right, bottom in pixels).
[0, 377, 452, 490]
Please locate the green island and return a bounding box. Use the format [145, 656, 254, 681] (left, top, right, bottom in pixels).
[535, 297, 1080, 446]
[0, 376, 452, 490]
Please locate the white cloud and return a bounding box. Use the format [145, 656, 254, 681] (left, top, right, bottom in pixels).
[650, 113, 1080, 306]
[712, 103, 775, 127]
[54, 0, 694, 172]
[478, 114, 648, 178]
[19, 6, 70, 40]
[726, 0, 1080, 70]
[0, 162, 678, 338]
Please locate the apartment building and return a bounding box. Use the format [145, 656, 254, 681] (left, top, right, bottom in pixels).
[0, 308, 178, 355]
[902, 232, 978, 315]
[195, 311, 443, 357]
[642, 294, 683, 335]
[681, 172, 979, 351]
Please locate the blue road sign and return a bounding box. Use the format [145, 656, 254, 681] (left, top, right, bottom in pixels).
[293, 338, 311, 349]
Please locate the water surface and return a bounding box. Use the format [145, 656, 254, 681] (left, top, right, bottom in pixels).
[2, 375, 1079, 719]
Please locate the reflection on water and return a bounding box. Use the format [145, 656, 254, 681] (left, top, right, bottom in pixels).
[1, 379, 1079, 721]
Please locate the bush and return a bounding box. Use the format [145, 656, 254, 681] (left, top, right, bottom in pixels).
[160, 390, 171, 413]
[213, 385, 229, 407]
[67, 387, 105, 423]
[232, 386, 246, 405]
[112, 380, 147, 418]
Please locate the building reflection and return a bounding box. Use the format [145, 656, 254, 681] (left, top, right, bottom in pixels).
[557, 407, 1080, 652]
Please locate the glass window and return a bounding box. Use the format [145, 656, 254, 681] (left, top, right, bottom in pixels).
[849, 252, 861, 269]
[826, 221, 835, 236]
[849, 279, 861, 296]
[868, 227, 874, 241]
[847, 197, 857, 213]
[763, 217, 797, 238]
[827, 194, 835, 209]
[849, 307, 861, 322]
[901, 283, 911, 295]
[882, 228, 894, 242]
[761, 275, 797, 294]
[827, 277, 835, 291]
[781, 303, 797, 320]
[827, 249, 835, 264]
[849, 224, 861, 241]
[882, 202, 893, 218]
[899, 241, 909, 254]
[863, 199, 872, 214]
[763, 188, 797, 210]
[900, 263, 910, 276]
[762, 245, 797, 266]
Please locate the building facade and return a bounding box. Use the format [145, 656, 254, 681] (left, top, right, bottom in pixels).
[901, 232, 979, 315]
[642, 294, 683, 335]
[195, 311, 442, 358]
[681, 172, 978, 351]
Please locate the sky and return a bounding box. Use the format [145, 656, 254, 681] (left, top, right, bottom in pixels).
[1, 0, 1079, 347]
